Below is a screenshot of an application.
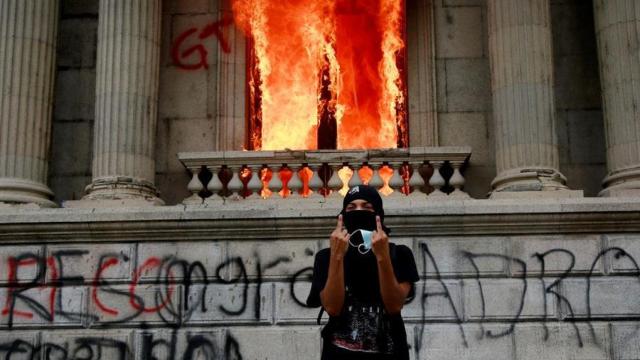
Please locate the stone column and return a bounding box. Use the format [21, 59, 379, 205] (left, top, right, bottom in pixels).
[0, 0, 59, 207]
[593, 0, 640, 197]
[78, 0, 163, 206]
[488, 0, 577, 197]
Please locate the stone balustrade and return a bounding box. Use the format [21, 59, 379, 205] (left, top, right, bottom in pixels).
[177, 147, 471, 204]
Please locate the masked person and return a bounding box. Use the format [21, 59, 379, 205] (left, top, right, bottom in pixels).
[306, 185, 419, 360]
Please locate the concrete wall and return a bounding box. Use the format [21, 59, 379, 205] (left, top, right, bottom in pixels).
[48, 0, 607, 205]
[2, 228, 640, 359]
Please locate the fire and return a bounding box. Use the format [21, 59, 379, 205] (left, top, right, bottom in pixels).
[233, 0, 407, 151]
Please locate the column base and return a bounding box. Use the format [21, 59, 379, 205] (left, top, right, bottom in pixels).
[64, 176, 164, 208]
[599, 167, 640, 197]
[489, 167, 582, 199]
[0, 178, 57, 208]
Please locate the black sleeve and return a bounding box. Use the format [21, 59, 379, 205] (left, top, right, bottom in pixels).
[392, 244, 420, 302]
[306, 248, 330, 308]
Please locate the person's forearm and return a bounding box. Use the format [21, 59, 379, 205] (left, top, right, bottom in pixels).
[320, 255, 345, 316]
[377, 255, 406, 315]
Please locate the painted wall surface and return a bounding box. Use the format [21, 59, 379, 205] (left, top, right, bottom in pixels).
[1, 232, 640, 359]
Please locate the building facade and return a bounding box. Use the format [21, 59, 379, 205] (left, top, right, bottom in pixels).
[0, 0, 640, 359]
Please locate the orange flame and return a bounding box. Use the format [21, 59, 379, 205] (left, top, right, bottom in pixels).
[233, 0, 406, 151]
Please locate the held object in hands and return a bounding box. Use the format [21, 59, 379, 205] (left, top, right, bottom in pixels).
[348, 229, 373, 254]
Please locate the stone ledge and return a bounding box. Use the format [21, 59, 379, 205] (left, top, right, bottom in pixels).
[0, 197, 638, 242]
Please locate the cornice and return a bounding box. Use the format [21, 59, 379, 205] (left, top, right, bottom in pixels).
[0, 198, 638, 243]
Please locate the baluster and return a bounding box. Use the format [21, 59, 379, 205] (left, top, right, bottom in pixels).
[408, 161, 426, 197]
[368, 163, 384, 191]
[270, 165, 285, 198]
[428, 161, 446, 197]
[205, 165, 224, 203]
[246, 165, 264, 199]
[388, 162, 405, 197]
[449, 160, 470, 198]
[288, 164, 303, 198]
[307, 164, 324, 198]
[348, 163, 364, 188]
[227, 165, 244, 200]
[183, 167, 204, 205]
[327, 163, 343, 198]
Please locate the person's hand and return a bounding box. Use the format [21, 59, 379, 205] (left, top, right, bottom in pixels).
[329, 214, 350, 260]
[371, 216, 390, 261]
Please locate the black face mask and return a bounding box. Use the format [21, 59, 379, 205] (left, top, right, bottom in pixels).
[343, 210, 377, 234]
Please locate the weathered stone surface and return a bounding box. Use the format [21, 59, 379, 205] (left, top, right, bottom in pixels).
[443, 0, 484, 7]
[555, 56, 602, 110]
[415, 236, 509, 277]
[88, 284, 181, 326]
[137, 241, 224, 281]
[50, 120, 93, 176]
[53, 70, 96, 121]
[166, 118, 217, 173]
[514, 323, 610, 360]
[0, 331, 39, 358]
[445, 58, 491, 112]
[414, 323, 514, 360]
[510, 234, 604, 275]
[61, 0, 99, 16]
[132, 329, 221, 360]
[464, 279, 555, 321]
[560, 278, 640, 319]
[274, 281, 320, 324]
[50, 175, 92, 204]
[41, 330, 133, 359]
[57, 18, 98, 69]
[0, 245, 44, 284]
[159, 68, 209, 120]
[439, 112, 492, 166]
[561, 164, 608, 198]
[183, 284, 272, 325]
[567, 111, 606, 165]
[46, 242, 135, 282]
[227, 327, 322, 360]
[226, 239, 321, 280]
[0, 286, 85, 328]
[606, 234, 640, 274]
[403, 279, 464, 322]
[436, 6, 483, 59]
[172, 0, 211, 14]
[611, 323, 640, 360]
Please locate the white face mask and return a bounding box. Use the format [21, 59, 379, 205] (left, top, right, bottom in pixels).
[348, 229, 374, 254]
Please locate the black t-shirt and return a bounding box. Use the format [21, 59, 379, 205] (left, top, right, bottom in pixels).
[306, 243, 419, 360]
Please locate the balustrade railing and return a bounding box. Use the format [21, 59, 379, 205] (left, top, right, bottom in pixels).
[177, 147, 471, 204]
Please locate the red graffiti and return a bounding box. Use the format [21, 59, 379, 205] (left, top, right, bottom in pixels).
[171, 17, 233, 70]
[92, 257, 120, 316]
[129, 257, 174, 313]
[2, 257, 37, 319]
[46, 256, 58, 319]
[2, 256, 57, 320]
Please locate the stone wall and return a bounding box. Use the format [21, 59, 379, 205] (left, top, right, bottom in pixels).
[0, 200, 639, 359]
[49, 0, 606, 205]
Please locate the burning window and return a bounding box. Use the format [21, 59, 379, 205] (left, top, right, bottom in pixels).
[233, 0, 408, 151]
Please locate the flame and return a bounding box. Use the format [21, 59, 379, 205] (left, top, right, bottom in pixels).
[233, 0, 406, 151]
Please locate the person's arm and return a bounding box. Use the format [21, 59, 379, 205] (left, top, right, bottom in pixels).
[320, 214, 350, 316]
[371, 216, 412, 315]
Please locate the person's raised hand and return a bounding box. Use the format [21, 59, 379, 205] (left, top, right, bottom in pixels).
[329, 214, 350, 260]
[371, 215, 390, 260]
